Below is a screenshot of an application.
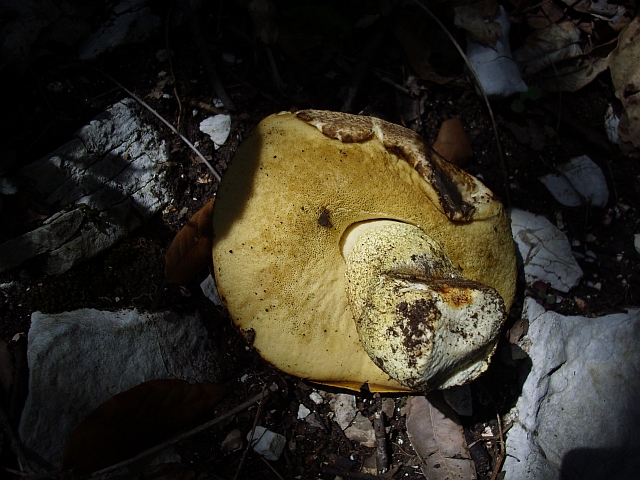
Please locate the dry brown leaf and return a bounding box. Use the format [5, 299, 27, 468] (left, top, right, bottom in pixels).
[514, 22, 583, 76]
[432, 118, 474, 167]
[165, 199, 215, 284]
[394, 13, 459, 85]
[608, 16, 640, 148]
[61, 379, 231, 478]
[406, 393, 476, 480]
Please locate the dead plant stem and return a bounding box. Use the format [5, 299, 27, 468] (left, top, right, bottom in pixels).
[233, 385, 269, 480]
[411, 0, 511, 208]
[86, 65, 222, 182]
[78, 385, 278, 479]
[259, 456, 285, 480]
[165, 8, 183, 131]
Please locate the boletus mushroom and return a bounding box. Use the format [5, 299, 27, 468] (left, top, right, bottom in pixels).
[212, 110, 516, 393]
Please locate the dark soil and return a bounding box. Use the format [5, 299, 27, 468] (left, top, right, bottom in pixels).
[0, 1, 639, 479]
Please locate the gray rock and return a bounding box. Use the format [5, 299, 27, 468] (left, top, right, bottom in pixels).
[0, 98, 169, 274]
[510, 208, 583, 292]
[504, 298, 640, 480]
[247, 426, 286, 461]
[19, 309, 219, 466]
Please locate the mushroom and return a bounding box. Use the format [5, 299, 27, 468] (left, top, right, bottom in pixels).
[212, 110, 516, 392]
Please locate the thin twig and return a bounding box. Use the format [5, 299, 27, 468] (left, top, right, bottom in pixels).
[341, 29, 384, 113]
[233, 385, 269, 480]
[259, 456, 285, 480]
[412, 0, 511, 208]
[373, 395, 389, 474]
[0, 401, 36, 475]
[165, 7, 183, 131]
[177, 0, 235, 110]
[86, 65, 221, 182]
[548, 57, 562, 137]
[80, 385, 278, 479]
[490, 409, 506, 480]
[375, 72, 411, 95]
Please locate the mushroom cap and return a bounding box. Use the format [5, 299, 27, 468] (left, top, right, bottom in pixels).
[212, 110, 516, 392]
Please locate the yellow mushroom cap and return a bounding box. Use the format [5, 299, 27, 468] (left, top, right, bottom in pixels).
[212, 110, 516, 392]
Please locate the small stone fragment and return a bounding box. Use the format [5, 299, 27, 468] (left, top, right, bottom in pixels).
[199, 115, 231, 149]
[247, 426, 286, 461]
[381, 398, 396, 419]
[221, 429, 243, 454]
[327, 393, 357, 430]
[344, 412, 376, 447]
[309, 391, 324, 405]
[200, 274, 222, 306]
[297, 404, 311, 420]
[635, 234, 640, 255]
[305, 412, 327, 430]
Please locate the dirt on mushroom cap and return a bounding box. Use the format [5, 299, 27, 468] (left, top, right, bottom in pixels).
[212, 110, 516, 392]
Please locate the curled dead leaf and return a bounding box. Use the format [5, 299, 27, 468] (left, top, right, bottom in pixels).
[406, 393, 476, 480]
[433, 118, 474, 167]
[394, 12, 459, 85]
[453, 0, 502, 49]
[165, 199, 215, 284]
[608, 16, 640, 148]
[61, 379, 231, 478]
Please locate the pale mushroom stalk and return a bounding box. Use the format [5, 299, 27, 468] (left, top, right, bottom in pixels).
[342, 220, 506, 391]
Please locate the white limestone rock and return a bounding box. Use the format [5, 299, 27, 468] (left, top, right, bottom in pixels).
[510, 208, 583, 292]
[199, 115, 231, 149]
[463, 6, 528, 98]
[504, 298, 640, 480]
[327, 393, 357, 430]
[539, 155, 609, 208]
[0, 98, 170, 274]
[247, 426, 286, 461]
[19, 309, 218, 466]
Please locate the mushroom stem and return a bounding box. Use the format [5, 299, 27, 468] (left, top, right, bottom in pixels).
[342, 220, 506, 391]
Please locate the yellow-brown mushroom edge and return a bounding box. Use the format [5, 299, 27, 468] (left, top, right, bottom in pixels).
[212, 110, 517, 393]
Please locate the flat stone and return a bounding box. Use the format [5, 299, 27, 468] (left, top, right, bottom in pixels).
[539, 155, 609, 208]
[510, 208, 583, 292]
[0, 98, 170, 274]
[19, 309, 219, 466]
[504, 298, 640, 480]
